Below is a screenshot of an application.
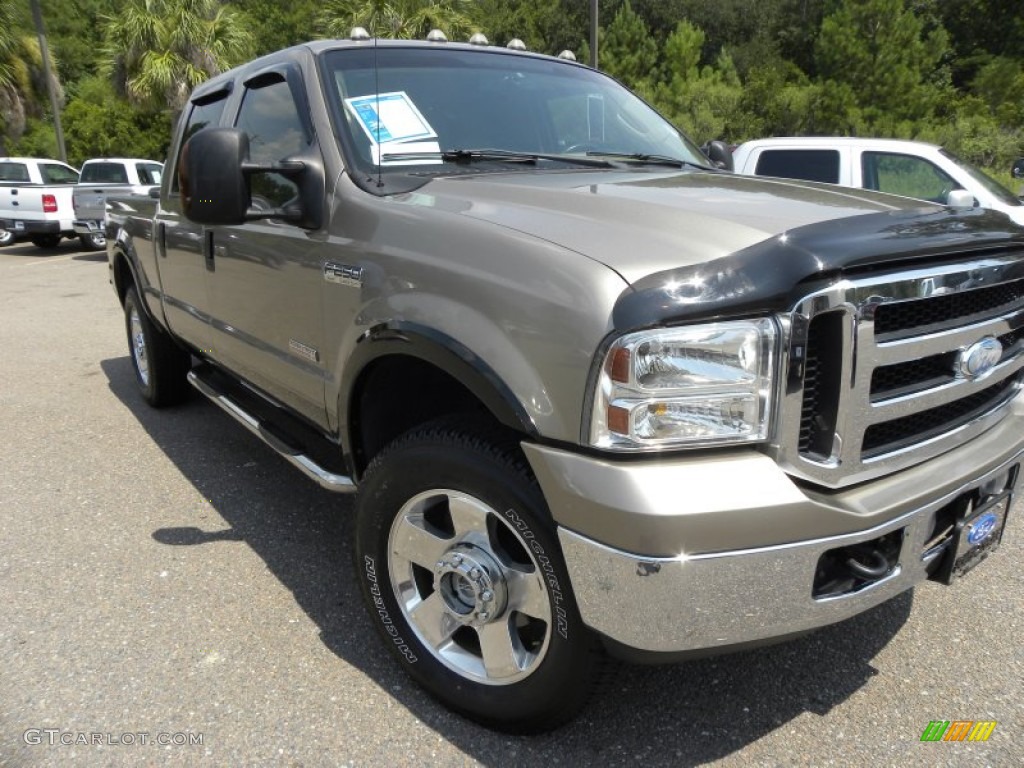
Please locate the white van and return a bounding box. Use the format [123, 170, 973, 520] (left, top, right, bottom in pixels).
[732, 137, 1024, 226]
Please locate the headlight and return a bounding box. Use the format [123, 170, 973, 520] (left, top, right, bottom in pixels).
[589, 319, 776, 450]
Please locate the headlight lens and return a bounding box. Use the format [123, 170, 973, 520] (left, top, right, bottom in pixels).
[590, 319, 776, 450]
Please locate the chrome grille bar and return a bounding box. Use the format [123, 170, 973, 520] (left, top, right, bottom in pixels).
[774, 252, 1024, 489]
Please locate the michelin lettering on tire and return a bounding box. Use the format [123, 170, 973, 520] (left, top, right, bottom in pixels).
[502, 507, 568, 640]
[364, 555, 418, 663]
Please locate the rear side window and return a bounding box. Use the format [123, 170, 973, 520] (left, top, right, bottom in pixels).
[755, 149, 840, 184]
[80, 163, 129, 184]
[172, 94, 229, 193]
[0, 162, 30, 182]
[39, 163, 79, 184]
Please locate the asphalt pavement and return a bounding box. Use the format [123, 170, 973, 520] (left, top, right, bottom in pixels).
[0, 239, 1021, 767]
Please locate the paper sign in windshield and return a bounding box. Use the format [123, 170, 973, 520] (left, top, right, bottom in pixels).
[345, 91, 437, 145]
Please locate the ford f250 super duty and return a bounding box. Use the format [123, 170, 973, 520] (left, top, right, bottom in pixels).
[106, 35, 1024, 732]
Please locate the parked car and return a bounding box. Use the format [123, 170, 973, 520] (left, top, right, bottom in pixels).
[1012, 157, 1024, 179]
[732, 137, 1024, 226]
[0, 157, 80, 248]
[72, 158, 163, 250]
[106, 36, 1024, 731]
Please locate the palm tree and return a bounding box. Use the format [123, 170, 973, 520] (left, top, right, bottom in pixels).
[317, 0, 480, 42]
[102, 0, 254, 115]
[0, 0, 62, 153]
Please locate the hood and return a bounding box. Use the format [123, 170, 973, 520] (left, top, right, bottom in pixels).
[413, 169, 931, 284]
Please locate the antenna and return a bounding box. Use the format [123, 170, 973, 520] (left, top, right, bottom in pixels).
[374, 32, 383, 188]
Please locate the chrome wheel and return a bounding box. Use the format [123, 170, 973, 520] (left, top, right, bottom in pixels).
[0, 229, 13, 247]
[387, 489, 552, 685]
[129, 305, 150, 386]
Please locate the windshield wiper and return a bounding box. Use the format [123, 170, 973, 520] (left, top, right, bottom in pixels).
[379, 148, 616, 168]
[583, 151, 715, 170]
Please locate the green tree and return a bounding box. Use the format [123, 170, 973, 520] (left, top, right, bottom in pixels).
[316, 0, 480, 41]
[816, 0, 952, 134]
[594, 0, 658, 92]
[102, 0, 254, 114]
[0, 0, 63, 152]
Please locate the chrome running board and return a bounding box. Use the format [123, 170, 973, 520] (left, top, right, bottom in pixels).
[187, 369, 356, 493]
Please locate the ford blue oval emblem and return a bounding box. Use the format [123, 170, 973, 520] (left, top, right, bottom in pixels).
[958, 337, 1002, 380]
[967, 512, 999, 546]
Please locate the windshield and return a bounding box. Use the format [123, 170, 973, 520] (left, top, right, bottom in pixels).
[941, 149, 1021, 207]
[320, 46, 706, 182]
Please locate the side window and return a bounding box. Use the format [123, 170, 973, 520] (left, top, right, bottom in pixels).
[0, 162, 30, 182]
[39, 163, 79, 184]
[136, 163, 163, 185]
[234, 77, 308, 210]
[862, 152, 958, 203]
[172, 95, 228, 193]
[755, 149, 840, 184]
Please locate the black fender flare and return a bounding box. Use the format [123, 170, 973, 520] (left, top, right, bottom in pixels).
[338, 322, 538, 470]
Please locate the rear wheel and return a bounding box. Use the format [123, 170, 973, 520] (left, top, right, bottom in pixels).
[79, 231, 105, 251]
[30, 234, 60, 248]
[124, 287, 191, 407]
[355, 419, 603, 732]
[0, 229, 13, 247]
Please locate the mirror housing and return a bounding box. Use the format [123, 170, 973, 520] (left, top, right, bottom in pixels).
[702, 140, 734, 172]
[946, 189, 977, 210]
[180, 127, 323, 229]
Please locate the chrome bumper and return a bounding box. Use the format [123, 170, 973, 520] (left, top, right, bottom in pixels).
[523, 402, 1024, 654]
[73, 220, 102, 235]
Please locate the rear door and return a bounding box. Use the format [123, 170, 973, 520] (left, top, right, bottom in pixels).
[203, 63, 329, 426]
[857, 150, 960, 204]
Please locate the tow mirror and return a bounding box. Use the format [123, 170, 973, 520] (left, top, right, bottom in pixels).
[702, 140, 734, 172]
[181, 127, 323, 229]
[181, 128, 251, 225]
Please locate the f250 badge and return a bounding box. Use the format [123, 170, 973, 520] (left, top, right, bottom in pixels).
[323, 261, 363, 287]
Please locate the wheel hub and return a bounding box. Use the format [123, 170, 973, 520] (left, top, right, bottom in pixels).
[434, 544, 508, 627]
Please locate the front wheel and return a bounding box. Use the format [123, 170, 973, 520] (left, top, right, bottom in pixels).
[355, 420, 603, 732]
[0, 229, 14, 247]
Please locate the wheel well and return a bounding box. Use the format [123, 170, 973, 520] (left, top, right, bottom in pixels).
[112, 249, 133, 305]
[351, 355, 516, 477]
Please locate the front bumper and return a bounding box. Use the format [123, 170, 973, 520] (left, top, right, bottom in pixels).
[523, 398, 1024, 654]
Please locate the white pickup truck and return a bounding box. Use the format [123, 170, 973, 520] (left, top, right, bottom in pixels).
[0, 157, 80, 248]
[72, 158, 163, 250]
[732, 137, 1024, 226]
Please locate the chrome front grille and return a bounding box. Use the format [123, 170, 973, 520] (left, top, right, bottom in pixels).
[776, 253, 1024, 489]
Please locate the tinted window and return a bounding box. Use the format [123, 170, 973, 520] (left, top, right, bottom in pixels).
[755, 149, 840, 184]
[39, 163, 79, 184]
[234, 77, 307, 209]
[80, 162, 129, 184]
[0, 162, 30, 182]
[172, 95, 228, 193]
[136, 163, 163, 185]
[862, 152, 957, 203]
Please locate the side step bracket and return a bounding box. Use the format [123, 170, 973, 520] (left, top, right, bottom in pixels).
[187, 369, 356, 493]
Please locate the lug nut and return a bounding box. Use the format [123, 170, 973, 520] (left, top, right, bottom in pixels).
[451, 553, 463, 564]
[436, 560, 446, 570]
[469, 567, 481, 580]
[481, 590, 493, 602]
[479, 612, 490, 620]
